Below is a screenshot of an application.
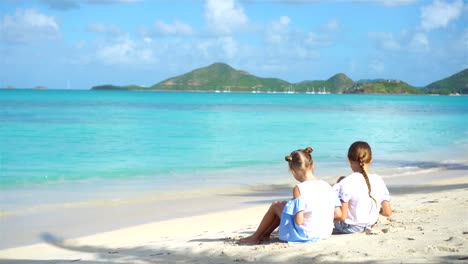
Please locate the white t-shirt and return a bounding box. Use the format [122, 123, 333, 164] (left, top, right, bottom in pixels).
[297, 179, 338, 239]
[333, 172, 390, 226]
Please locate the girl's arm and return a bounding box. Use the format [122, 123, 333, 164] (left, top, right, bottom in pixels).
[335, 201, 348, 222]
[293, 186, 304, 225]
[380, 200, 392, 216]
[333, 206, 342, 222]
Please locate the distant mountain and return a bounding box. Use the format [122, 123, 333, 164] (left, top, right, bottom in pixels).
[345, 80, 422, 94]
[152, 62, 290, 92]
[92, 84, 134, 90]
[91, 63, 466, 95]
[423, 68, 468, 95]
[295, 73, 355, 93]
[356, 79, 386, 84]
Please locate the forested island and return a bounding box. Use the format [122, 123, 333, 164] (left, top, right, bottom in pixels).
[92, 63, 468, 95]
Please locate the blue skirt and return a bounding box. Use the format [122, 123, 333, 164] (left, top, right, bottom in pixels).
[278, 197, 320, 243]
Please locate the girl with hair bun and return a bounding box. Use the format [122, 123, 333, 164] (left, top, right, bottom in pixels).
[333, 141, 392, 234]
[239, 147, 341, 244]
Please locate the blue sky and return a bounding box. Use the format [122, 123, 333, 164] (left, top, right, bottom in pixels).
[0, 0, 466, 89]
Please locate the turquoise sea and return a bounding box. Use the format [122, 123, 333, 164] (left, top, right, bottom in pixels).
[1, 90, 468, 210]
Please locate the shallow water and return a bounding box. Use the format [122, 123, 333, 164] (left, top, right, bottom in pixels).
[1, 90, 467, 206]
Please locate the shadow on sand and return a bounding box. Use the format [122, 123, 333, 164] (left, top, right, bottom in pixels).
[380, 159, 468, 171]
[0, 232, 466, 264]
[388, 183, 468, 195]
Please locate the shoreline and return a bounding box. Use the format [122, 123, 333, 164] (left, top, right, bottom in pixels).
[0, 175, 467, 263]
[1, 158, 468, 250]
[0, 179, 294, 250]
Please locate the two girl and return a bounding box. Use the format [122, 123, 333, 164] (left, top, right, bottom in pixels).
[240, 141, 392, 244]
[240, 147, 340, 244]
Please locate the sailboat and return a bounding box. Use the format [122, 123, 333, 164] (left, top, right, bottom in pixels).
[285, 85, 295, 94]
[317, 87, 330, 94]
[306, 88, 316, 94]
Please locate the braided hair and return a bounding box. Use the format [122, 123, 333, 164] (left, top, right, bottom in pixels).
[348, 141, 377, 204]
[285, 147, 313, 177]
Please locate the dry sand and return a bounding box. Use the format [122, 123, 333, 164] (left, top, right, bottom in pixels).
[0, 176, 467, 264]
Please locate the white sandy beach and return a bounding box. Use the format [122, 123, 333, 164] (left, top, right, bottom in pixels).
[1, 173, 467, 264]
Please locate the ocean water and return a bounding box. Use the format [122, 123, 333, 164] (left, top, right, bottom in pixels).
[1, 90, 468, 207]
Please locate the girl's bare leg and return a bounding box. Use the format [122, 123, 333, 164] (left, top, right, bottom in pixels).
[260, 201, 286, 241]
[239, 201, 285, 244]
[259, 216, 280, 242]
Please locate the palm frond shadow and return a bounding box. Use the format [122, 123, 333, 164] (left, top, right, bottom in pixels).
[0, 232, 465, 264]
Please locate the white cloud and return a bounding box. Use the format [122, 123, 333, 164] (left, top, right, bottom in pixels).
[262, 15, 325, 61]
[155, 20, 194, 35]
[97, 39, 133, 64]
[303, 19, 340, 47]
[305, 32, 321, 45]
[194, 37, 240, 60]
[40, 0, 80, 10]
[279, 16, 291, 26]
[196, 41, 212, 58]
[461, 29, 468, 68]
[87, 23, 124, 37]
[447, 28, 468, 62]
[266, 16, 291, 45]
[461, 29, 468, 51]
[369, 30, 432, 54]
[138, 20, 194, 38]
[262, 15, 323, 62]
[87, 0, 141, 4]
[348, 60, 357, 74]
[380, 0, 418, 7]
[220, 37, 238, 59]
[75, 40, 86, 49]
[323, 19, 340, 31]
[96, 38, 155, 65]
[368, 32, 401, 50]
[370, 59, 385, 74]
[410, 32, 430, 51]
[267, 0, 417, 6]
[204, 0, 248, 35]
[0, 9, 59, 44]
[40, 0, 141, 10]
[420, 0, 464, 31]
[305, 32, 335, 47]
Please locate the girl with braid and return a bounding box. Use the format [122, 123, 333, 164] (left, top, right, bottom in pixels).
[333, 141, 392, 234]
[240, 147, 341, 244]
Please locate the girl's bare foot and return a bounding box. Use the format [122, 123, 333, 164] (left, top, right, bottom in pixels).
[239, 235, 261, 245]
[260, 235, 271, 243]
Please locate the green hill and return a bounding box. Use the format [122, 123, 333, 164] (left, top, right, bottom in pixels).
[93, 85, 131, 90]
[152, 62, 290, 92]
[91, 84, 150, 91]
[424, 68, 468, 95]
[91, 63, 466, 95]
[295, 73, 355, 93]
[345, 80, 422, 94]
